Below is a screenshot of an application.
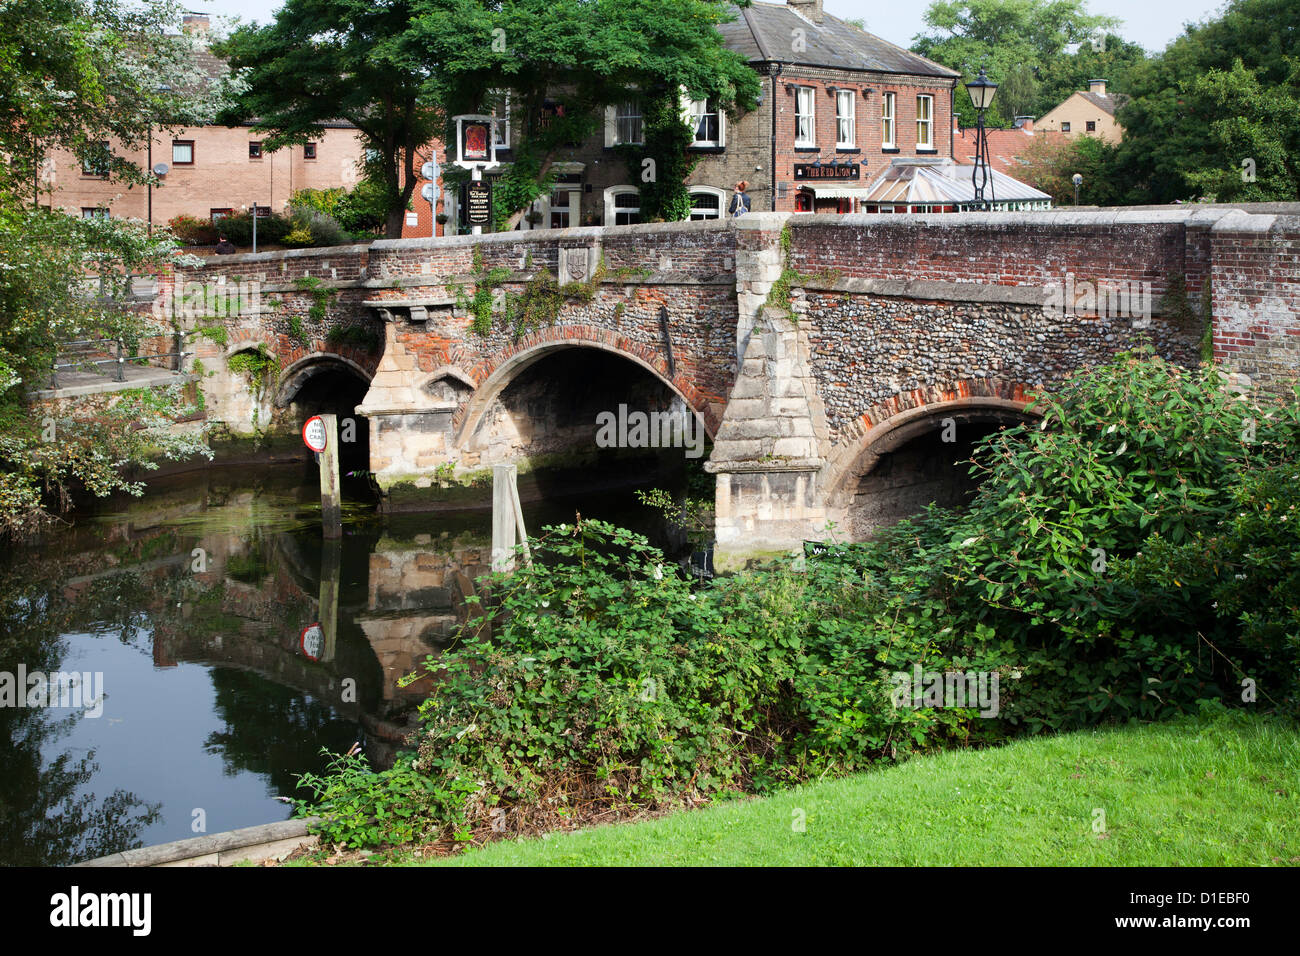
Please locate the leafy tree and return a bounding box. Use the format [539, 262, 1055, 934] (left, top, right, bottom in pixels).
[1182, 58, 1300, 201]
[0, 0, 212, 537]
[1114, 0, 1300, 203]
[1037, 32, 1148, 110]
[409, 0, 761, 229]
[215, 0, 468, 238]
[911, 0, 1119, 126]
[1016, 131, 1126, 205]
[1, 0, 230, 201]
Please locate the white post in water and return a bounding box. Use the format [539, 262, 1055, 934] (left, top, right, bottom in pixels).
[492, 463, 530, 572]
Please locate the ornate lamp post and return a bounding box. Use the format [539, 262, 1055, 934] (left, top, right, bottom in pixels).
[964, 68, 998, 210]
[1072, 172, 1083, 206]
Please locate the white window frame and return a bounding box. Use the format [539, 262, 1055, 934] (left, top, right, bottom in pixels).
[881, 93, 896, 148]
[836, 90, 856, 148]
[916, 94, 934, 149]
[603, 186, 641, 226]
[520, 187, 580, 231]
[794, 86, 816, 147]
[688, 98, 725, 148]
[490, 90, 511, 150]
[688, 186, 726, 220]
[81, 141, 111, 177]
[606, 101, 643, 146]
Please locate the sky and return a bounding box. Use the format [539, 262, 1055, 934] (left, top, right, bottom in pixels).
[196, 0, 1230, 55]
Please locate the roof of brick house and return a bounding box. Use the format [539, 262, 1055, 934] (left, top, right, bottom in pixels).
[721, 1, 960, 78]
[952, 118, 1066, 177]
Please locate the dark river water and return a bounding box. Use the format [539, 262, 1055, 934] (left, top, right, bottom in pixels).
[0, 463, 678, 866]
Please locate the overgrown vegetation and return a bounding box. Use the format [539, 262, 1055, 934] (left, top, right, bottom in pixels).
[459, 247, 621, 339]
[0, 0, 220, 538]
[295, 352, 1299, 852]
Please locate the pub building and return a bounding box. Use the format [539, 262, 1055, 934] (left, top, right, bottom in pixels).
[418, 1, 1046, 237]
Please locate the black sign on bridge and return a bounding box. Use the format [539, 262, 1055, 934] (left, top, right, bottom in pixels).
[466, 180, 492, 227]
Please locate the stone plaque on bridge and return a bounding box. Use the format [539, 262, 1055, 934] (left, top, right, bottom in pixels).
[559, 244, 600, 286]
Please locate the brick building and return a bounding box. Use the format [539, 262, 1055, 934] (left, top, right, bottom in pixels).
[40, 14, 367, 233]
[419, 0, 960, 237]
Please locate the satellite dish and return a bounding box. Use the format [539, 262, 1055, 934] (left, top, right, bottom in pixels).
[420, 160, 438, 181]
[420, 182, 438, 202]
[153, 162, 169, 176]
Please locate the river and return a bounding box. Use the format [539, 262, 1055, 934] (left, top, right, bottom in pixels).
[0, 463, 681, 866]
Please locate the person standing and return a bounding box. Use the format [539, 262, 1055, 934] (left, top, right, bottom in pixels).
[728, 180, 751, 218]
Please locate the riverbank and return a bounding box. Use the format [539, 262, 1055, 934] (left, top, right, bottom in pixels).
[285, 714, 1300, 867]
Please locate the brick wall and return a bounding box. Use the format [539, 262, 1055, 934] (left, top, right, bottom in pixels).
[47, 125, 367, 228]
[769, 67, 956, 213]
[1211, 213, 1300, 390]
[786, 211, 1197, 298]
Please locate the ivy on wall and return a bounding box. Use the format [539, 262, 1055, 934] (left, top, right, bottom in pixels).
[615, 91, 698, 223]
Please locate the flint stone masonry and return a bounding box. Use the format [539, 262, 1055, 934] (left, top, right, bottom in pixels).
[154, 206, 1300, 561]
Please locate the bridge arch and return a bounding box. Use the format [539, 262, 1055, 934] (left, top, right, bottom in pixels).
[274, 352, 373, 408]
[825, 386, 1040, 537]
[455, 326, 718, 448]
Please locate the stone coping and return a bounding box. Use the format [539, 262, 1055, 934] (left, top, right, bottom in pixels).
[73, 817, 321, 868]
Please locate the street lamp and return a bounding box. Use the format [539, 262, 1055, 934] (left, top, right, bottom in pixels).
[1072, 172, 1083, 206]
[964, 67, 998, 210]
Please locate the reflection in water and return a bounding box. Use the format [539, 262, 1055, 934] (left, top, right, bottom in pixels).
[0, 464, 676, 865]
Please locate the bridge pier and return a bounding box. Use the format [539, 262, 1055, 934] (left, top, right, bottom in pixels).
[707, 305, 834, 567]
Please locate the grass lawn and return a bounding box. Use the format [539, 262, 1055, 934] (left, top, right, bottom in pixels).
[421, 714, 1299, 866]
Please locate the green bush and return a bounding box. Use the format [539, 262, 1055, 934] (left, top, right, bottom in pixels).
[294, 351, 1300, 849]
[167, 214, 218, 246]
[218, 211, 292, 247]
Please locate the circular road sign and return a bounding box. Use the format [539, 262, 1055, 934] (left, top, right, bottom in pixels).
[302, 415, 328, 453]
[300, 623, 324, 661]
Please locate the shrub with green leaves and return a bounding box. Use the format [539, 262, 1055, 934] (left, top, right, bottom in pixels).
[295, 351, 1300, 850]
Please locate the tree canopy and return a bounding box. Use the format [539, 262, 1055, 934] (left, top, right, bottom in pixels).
[1114, 0, 1300, 202]
[911, 0, 1122, 126]
[219, 0, 761, 233]
[0, 0, 210, 537]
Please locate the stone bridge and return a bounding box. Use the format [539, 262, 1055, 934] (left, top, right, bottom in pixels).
[153, 206, 1300, 565]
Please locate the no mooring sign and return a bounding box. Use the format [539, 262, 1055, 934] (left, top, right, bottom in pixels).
[302, 415, 328, 453]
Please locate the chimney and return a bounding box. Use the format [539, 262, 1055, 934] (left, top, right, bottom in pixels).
[787, 0, 825, 24]
[1013, 115, 1035, 132]
[182, 12, 210, 35]
[1088, 78, 1107, 97]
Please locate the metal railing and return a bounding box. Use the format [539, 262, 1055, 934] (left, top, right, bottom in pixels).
[50, 335, 190, 389]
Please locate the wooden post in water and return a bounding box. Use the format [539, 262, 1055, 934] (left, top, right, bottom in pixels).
[318, 536, 341, 664]
[311, 413, 343, 539]
[491, 463, 531, 572]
